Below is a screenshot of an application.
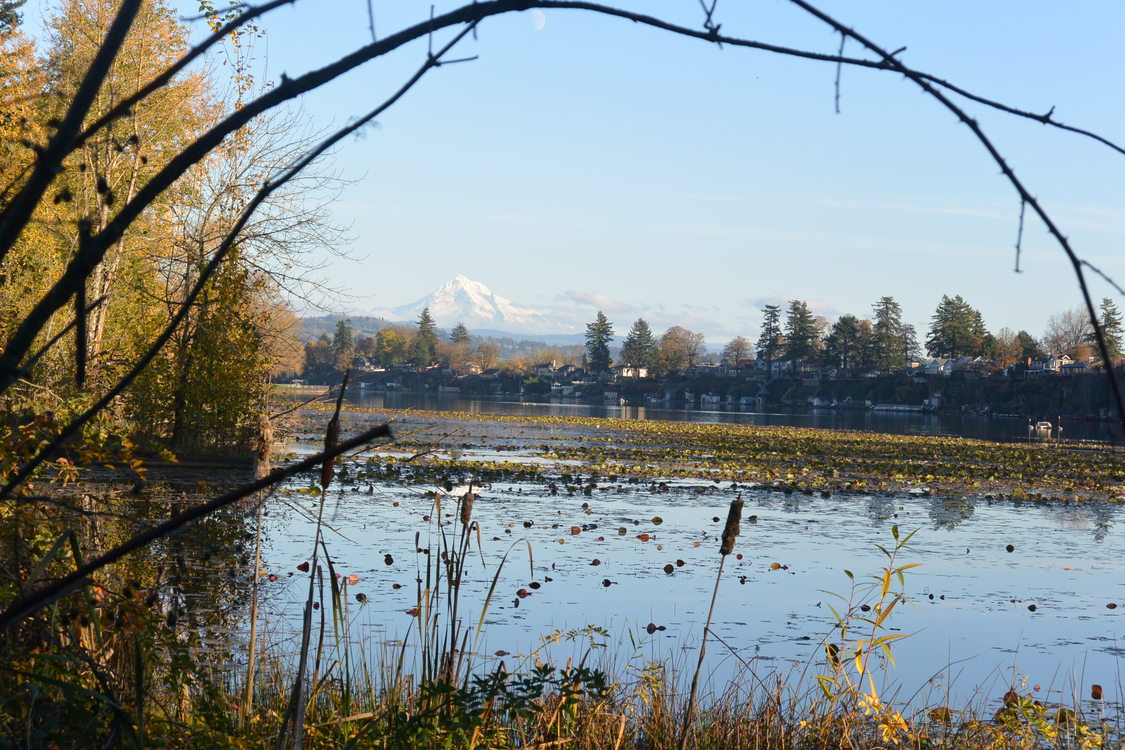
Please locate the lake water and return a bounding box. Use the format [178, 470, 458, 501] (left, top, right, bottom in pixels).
[249, 408, 1125, 718]
[338, 390, 1121, 444]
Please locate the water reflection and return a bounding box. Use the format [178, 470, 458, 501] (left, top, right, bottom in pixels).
[333, 391, 1120, 444]
[929, 496, 975, 530]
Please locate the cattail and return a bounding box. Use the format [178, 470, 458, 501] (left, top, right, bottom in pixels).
[320, 415, 339, 489]
[320, 371, 350, 489]
[460, 490, 476, 526]
[719, 496, 743, 555]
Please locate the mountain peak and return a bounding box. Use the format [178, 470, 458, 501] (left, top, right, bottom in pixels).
[370, 276, 574, 334]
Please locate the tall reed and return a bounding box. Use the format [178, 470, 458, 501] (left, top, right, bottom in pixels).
[679, 495, 743, 750]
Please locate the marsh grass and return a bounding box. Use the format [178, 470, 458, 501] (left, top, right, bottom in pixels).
[4, 512, 1119, 748]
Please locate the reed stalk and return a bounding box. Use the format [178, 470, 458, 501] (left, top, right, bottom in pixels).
[679, 495, 743, 750]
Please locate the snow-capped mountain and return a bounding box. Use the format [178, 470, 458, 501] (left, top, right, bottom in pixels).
[372, 275, 572, 334]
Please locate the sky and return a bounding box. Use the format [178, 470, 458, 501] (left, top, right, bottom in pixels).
[25, 1, 1125, 342]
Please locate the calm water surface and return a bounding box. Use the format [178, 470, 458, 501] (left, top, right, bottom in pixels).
[341, 390, 1121, 444]
[252, 426, 1125, 714]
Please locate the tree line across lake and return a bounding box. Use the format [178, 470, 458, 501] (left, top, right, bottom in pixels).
[303, 295, 1124, 381]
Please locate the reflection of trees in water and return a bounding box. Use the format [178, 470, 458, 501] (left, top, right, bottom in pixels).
[87, 492, 254, 675]
[928, 496, 976, 530]
[866, 496, 896, 524]
[1053, 502, 1117, 543]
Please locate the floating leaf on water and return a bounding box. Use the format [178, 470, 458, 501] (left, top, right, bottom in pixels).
[646, 622, 658, 634]
[1092, 684, 1104, 700]
[676, 559, 685, 567]
[529, 582, 541, 589]
[769, 562, 781, 570]
[355, 593, 367, 603]
[1027, 604, 1037, 612]
[602, 579, 614, 587]
[663, 564, 674, 575]
[516, 588, 530, 598]
[348, 574, 360, 585]
[590, 559, 601, 566]
[384, 554, 394, 566]
[712, 516, 720, 523]
[1108, 603, 1118, 609]
[736, 554, 743, 560]
[748, 515, 758, 523]
[495, 650, 510, 657]
[618, 527, 627, 535]
[297, 561, 310, 572]
[637, 533, 651, 541]
[570, 526, 582, 535]
[405, 607, 419, 616]
[651, 516, 663, 525]
[391, 583, 402, 590]
[1005, 544, 1015, 553]
[267, 574, 278, 582]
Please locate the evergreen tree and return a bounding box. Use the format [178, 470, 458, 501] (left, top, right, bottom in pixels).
[901, 324, 921, 363]
[784, 300, 820, 366]
[411, 307, 439, 364]
[871, 296, 905, 370]
[756, 304, 785, 363]
[926, 295, 986, 358]
[584, 311, 614, 373]
[620, 318, 658, 370]
[1016, 330, 1044, 362]
[1087, 298, 1124, 361]
[450, 322, 471, 344]
[332, 319, 354, 357]
[823, 314, 865, 369]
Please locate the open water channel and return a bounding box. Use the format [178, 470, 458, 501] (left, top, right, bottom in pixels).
[247, 401, 1125, 720]
[349, 390, 1121, 444]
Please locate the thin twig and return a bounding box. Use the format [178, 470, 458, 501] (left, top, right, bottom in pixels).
[1014, 198, 1026, 273]
[833, 32, 844, 114]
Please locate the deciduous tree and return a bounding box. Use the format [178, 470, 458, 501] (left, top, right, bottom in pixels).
[1043, 307, 1092, 358]
[721, 336, 752, 366]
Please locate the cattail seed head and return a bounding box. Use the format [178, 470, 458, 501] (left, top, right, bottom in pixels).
[320, 415, 339, 489]
[719, 496, 743, 556]
[460, 491, 476, 526]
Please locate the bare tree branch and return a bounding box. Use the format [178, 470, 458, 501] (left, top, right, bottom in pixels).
[0, 21, 478, 504]
[787, 0, 1125, 430]
[0, 0, 142, 258]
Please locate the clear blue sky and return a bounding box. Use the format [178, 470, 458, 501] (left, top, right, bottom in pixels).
[33, 1, 1125, 341]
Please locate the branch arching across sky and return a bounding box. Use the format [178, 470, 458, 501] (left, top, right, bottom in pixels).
[2, 0, 1124, 625]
